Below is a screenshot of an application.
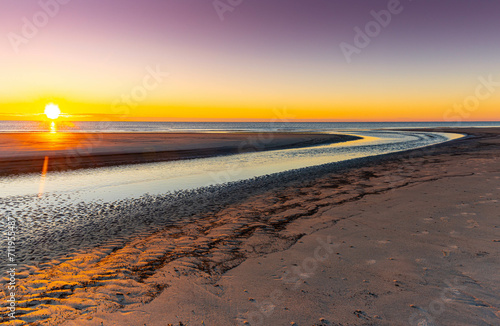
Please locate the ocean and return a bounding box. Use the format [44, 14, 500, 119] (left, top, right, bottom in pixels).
[0, 120, 499, 133]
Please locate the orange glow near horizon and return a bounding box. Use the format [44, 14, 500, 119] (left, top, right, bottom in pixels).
[0, 97, 499, 123]
[1, 72, 500, 123]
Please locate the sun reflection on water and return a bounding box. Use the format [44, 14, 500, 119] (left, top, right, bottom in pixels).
[38, 156, 49, 198]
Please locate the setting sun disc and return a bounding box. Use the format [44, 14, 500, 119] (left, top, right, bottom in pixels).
[44, 103, 61, 120]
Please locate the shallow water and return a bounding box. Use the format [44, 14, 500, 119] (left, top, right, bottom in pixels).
[1, 131, 461, 202]
[0, 130, 463, 268]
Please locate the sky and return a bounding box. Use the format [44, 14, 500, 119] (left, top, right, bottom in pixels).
[1, 0, 499, 122]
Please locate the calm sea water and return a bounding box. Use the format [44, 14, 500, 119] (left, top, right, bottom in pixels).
[0, 120, 499, 133]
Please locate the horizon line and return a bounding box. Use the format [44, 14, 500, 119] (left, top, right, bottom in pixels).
[1, 118, 500, 123]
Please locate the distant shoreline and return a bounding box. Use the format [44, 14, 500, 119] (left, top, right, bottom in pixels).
[0, 132, 361, 176]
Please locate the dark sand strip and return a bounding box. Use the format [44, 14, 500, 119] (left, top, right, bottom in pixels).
[0, 132, 359, 175]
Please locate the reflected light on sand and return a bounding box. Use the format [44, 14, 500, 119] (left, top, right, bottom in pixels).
[38, 156, 49, 198]
[325, 134, 381, 148]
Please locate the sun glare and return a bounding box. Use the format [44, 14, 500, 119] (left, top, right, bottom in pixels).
[45, 103, 61, 120]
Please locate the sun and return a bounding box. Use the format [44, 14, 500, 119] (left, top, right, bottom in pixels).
[44, 103, 61, 120]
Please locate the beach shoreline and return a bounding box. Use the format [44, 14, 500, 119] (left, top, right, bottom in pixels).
[1, 128, 499, 325]
[0, 132, 360, 176]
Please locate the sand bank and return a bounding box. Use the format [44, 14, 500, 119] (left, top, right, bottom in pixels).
[1, 129, 499, 325]
[0, 132, 359, 175]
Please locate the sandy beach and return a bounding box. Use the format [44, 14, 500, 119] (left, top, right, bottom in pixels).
[1, 128, 499, 325]
[4, 0, 500, 325]
[0, 132, 358, 175]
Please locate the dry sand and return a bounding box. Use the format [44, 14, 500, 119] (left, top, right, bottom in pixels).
[0, 132, 358, 175]
[1, 128, 499, 325]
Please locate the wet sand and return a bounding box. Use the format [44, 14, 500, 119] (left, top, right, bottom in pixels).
[0, 132, 359, 175]
[1, 128, 499, 325]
